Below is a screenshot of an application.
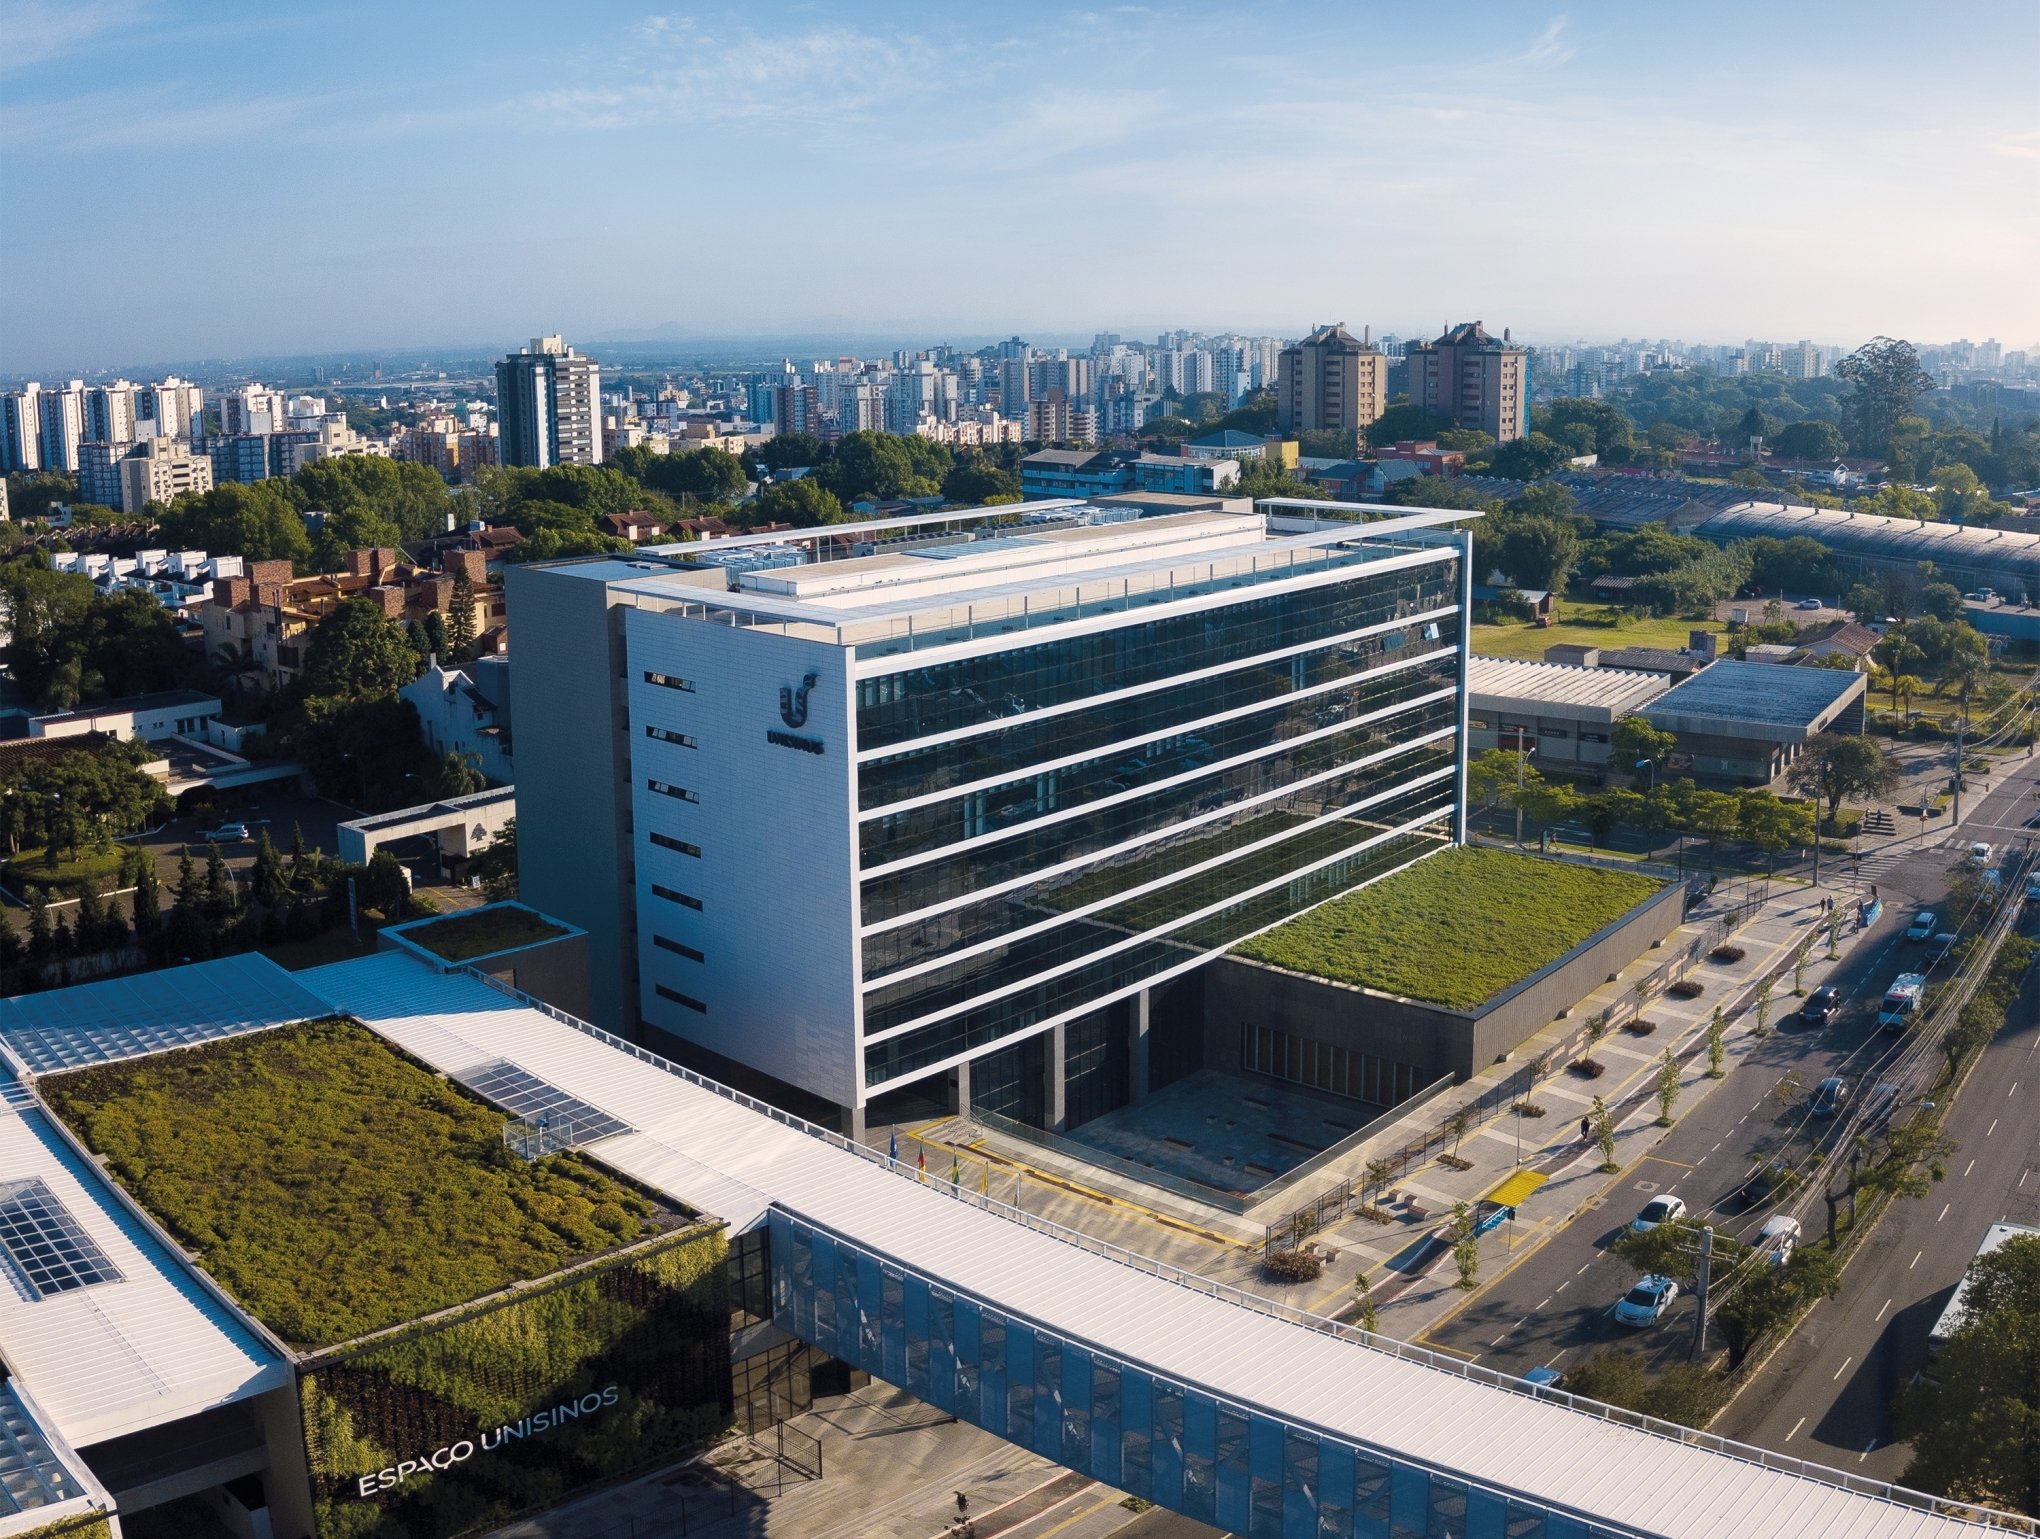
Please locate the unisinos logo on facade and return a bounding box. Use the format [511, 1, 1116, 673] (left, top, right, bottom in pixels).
[770, 670, 825, 755]
[352, 1385, 621, 1496]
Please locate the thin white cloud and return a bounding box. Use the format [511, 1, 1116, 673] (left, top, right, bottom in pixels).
[0, 0, 147, 73]
[534, 17, 943, 128]
[1517, 14, 1576, 67]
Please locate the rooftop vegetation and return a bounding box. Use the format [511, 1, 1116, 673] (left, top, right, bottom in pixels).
[41, 1019, 673, 1347]
[1232, 845, 1663, 1009]
[397, 904, 567, 961]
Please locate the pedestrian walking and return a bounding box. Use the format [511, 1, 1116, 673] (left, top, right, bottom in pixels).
[1579, 1114, 1592, 1142]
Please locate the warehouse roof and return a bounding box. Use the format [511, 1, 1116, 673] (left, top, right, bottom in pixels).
[1468, 656, 1670, 720]
[1694, 502, 2040, 589]
[1645, 659, 1865, 743]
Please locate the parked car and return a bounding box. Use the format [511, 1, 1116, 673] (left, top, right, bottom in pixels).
[1795, 598, 1824, 611]
[1928, 933, 1959, 970]
[1757, 1215, 1802, 1267]
[1631, 1195, 1687, 1233]
[201, 822, 250, 842]
[1906, 910, 1939, 942]
[1614, 1274, 1680, 1327]
[1800, 985, 1841, 1024]
[1811, 1076, 1849, 1117]
[1522, 1365, 1566, 1391]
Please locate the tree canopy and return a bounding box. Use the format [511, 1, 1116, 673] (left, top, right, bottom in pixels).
[301, 598, 423, 701]
[1834, 337, 1934, 456]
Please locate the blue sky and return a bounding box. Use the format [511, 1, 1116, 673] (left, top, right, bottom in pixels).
[3, 0, 2036, 372]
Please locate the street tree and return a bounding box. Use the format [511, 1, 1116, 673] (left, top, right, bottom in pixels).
[1786, 734, 1900, 826]
[1591, 1096, 1618, 1172]
[1654, 1048, 1681, 1126]
[1612, 716, 1677, 785]
[1715, 1246, 1842, 1369]
[1706, 1007, 1726, 1078]
[1897, 1233, 2040, 1515]
[1452, 1203, 1481, 1290]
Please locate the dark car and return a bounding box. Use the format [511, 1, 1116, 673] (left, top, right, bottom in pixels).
[1810, 1076, 1849, 1117]
[1800, 985, 1841, 1024]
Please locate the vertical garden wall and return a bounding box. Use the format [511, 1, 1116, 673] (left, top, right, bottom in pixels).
[298, 1224, 732, 1539]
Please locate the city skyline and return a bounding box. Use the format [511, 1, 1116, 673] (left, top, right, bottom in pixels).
[3, 0, 2037, 372]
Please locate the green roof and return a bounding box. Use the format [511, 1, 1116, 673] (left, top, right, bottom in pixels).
[1232, 845, 1663, 1010]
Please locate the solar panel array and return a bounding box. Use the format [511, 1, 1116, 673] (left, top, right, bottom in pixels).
[0, 1179, 122, 1298]
[460, 1060, 632, 1148]
[0, 954, 328, 1075]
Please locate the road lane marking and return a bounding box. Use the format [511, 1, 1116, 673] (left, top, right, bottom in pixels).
[1712, 1141, 1723, 1152]
[1578, 1263, 1592, 1275]
[1965, 1159, 1976, 1177]
[1875, 1298, 1892, 1322]
[1538, 1297, 1552, 1310]
[1989, 1119, 1999, 1138]
[1556, 1280, 1571, 1294]
[1834, 1357, 1853, 1380]
[1696, 1155, 1707, 1166]
[1491, 1333, 1509, 1346]
[2023, 1171, 2032, 1188]
[1938, 1203, 1951, 1221]
[1910, 1251, 1923, 1269]
[2013, 1083, 2021, 1096]
[1787, 1416, 1806, 1441]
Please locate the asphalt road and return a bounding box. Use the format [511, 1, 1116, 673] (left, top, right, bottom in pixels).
[1715, 899, 2040, 1479]
[1421, 748, 2040, 1449]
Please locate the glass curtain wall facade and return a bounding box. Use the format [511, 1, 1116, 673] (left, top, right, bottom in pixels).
[771, 1210, 1630, 1539]
[854, 549, 1465, 1091]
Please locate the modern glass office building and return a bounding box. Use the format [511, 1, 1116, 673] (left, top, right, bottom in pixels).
[507, 501, 1473, 1136]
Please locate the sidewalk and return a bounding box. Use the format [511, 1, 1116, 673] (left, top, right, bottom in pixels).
[1311, 881, 1875, 1344]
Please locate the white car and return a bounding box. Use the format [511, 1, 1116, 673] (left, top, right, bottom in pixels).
[201, 822, 250, 843]
[1631, 1195, 1686, 1233]
[1970, 842, 1993, 866]
[1756, 1215, 1802, 1267]
[1614, 1274, 1680, 1327]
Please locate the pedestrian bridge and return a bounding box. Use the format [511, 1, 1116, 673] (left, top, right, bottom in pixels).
[303, 951, 2019, 1539]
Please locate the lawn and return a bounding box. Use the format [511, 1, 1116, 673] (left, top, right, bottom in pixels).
[1232, 844, 1664, 1009]
[1, 844, 126, 895]
[398, 904, 567, 961]
[41, 1019, 675, 1348]
[1474, 602, 1724, 661]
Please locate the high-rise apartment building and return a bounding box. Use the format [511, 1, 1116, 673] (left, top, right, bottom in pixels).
[138, 377, 204, 440]
[1026, 391, 1098, 446]
[1407, 321, 1529, 443]
[506, 502, 1470, 1134]
[36, 382, 85, 474]
[221, 385, 288, 437]
[495, 335, 603, 467]
[1276, 324, 1388, 435]
[0, 385, 40, 472]
[75, 440, 130, 507]
[84, 381, 137, 445]
[118, 436, 214, 513]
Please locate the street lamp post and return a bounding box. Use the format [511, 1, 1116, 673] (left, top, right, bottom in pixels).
[1514, 740, 1536, 849]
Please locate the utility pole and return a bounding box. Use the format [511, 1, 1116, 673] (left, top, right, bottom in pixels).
[1690, 1225, 1714, 1362]
[1952, 711, 1965, 828]
[1514, 739, 1534, 849]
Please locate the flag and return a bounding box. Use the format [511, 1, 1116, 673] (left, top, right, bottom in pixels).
[950, 1152, 960, 1187]
[917, 1148, 927, 1182]
[980, 1163, 989, 1196]
[888, 1128, 898, 1165]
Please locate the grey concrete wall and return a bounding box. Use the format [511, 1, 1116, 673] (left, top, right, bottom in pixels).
[503, 563, 634, 1032]
[1201, 879, 1687, 1088]
[486, 930, 592, 1024]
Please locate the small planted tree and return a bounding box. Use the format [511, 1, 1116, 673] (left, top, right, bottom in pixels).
[1706, 1007, 1726, 1079]
[1754, 977, 1774, 1038]
[1592, 1096, 1618, 1172]
[1452, 1203, 1481, 1290]
[1365, 1158, 1394, 1205]
[1827, 907, 1841, 960]
[1354, 1269, 1379, 1335]
[1655, 1047, 1681, 1127]
[1793, 947, 1806, 997]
